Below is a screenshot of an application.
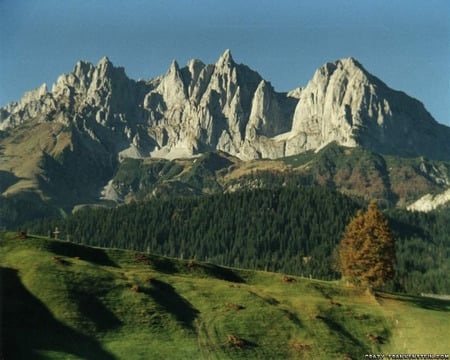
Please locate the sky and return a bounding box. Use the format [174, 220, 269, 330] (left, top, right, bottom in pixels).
[0, 0, 449, 125]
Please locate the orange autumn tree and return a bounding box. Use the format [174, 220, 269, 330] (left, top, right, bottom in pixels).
[338, 200, 395, 288]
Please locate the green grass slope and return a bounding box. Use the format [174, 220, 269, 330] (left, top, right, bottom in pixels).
[1, 233, 449, 359]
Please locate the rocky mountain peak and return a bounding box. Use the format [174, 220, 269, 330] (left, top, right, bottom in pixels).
[163, 59, 185, 87]
[168, 59, 181, 74]
[215, 49, 235, 70]
[73, 60, 95, 78]
[34, 83, 48, 98]
[97, 56, 112, 68]
[338, 56, 363, 69]
[89, 56, 129, 87]
[289, 56, 450, 159]
[311, 57, 366, 86]
[187, 58, 205, 70]
[1, 50, 449, 162]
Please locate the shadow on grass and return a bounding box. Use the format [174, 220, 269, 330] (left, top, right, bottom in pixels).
[280, 309, 303, 328]
[72, 292, 123, 332]
[317, 314, 370, 355]
[0, 267, 116, 360]
[307, 282, 343, 299]
[144, 278, 199, 330]
[139, 253, 245, 283]
[376, 292, 450, 312]
[148, 256, 178, 274]
[49, 241, 118, 267]
[247, 290, 280, 306]
[224, 335, 258, 350]
[185, 261, 246, 283]
[0, 170, 20, 193]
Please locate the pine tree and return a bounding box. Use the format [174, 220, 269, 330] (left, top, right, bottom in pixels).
[338, 200, 395, 288]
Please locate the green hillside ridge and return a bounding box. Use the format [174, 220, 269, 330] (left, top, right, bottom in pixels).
[108, 144, 450, 208]
[2, 143, 450, 230]
[1, 233, 449, 359]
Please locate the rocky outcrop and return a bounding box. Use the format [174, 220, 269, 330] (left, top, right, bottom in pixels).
[407, 188, 450, 212]
[288, 58, 450, 159]
[251, 57, 450, 160]
[1, 51, 449, 162]
[0, 83, 54, 129]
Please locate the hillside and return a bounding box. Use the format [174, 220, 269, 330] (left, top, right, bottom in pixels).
[24, 185, 450, 295]
[3, 143, 449, 230]
[1, 233, 449, 359]
[106, 144, 450, 208]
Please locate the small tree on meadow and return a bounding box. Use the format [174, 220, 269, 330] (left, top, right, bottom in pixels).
[338, 200, 395, 289]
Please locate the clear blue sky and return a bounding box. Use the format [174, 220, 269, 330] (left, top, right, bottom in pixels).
[1, 0, 449, 125]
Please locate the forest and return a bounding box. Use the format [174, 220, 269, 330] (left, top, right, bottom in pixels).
[25, 185, 450, 294]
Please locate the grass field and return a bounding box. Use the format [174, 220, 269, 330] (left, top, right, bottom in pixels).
[1, 232, 449, 359]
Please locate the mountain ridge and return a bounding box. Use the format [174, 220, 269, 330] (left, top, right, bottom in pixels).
[2, 50, 449, 161]
[1, 50, 450, 225]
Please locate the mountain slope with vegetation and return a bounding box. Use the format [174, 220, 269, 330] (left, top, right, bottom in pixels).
[2, 142, 450, 229]
[25, 186, 450, 295]
[1, 233, 449, 359]
[104, 144, 450, 208]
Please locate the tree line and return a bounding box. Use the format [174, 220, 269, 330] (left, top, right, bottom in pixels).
[24, 186, 450, 294]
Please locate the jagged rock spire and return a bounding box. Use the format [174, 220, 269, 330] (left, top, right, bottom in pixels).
[97, 56, 112, 67]
[157, 59, 187, 106]
[216, 49, 235, 68]
[168, 59, 180, 74]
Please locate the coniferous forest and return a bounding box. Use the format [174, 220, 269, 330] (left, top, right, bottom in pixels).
[25, 185, 450, 295]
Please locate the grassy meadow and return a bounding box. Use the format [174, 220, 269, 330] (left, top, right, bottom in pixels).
[1, 232, 449, 359]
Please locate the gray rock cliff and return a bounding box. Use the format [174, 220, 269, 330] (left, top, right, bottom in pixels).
[287, 58, 450, 159]
[1, 51, 449, 162]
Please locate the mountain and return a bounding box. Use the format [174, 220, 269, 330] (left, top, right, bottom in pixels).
[288, 58, 450, 159]
[1, 50, 450, 225]
[2, 50, 449, 161]
[2, 233, 449, 359]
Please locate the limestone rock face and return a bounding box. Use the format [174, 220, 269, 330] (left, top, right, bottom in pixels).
[288, 58, 450, 159]
[143, 49, 281, 159]
[290, 59, 360, 152]
[407, 188, 450, 212]
[0, 83, 55, 129]
[1, 51, 449, 163]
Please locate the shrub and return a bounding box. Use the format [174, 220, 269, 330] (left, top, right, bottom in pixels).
[16, 232, 27, 239]
[291, 341, 311, 352]
[367, 334, 384, 344]
[225, 334, 246, 349]
[187, 260, 197, 269]
[52, 256, 70, 265]
[225, 302, 245, 310]
[282, 275, 296, 283]
[135, 253, 150, 265]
